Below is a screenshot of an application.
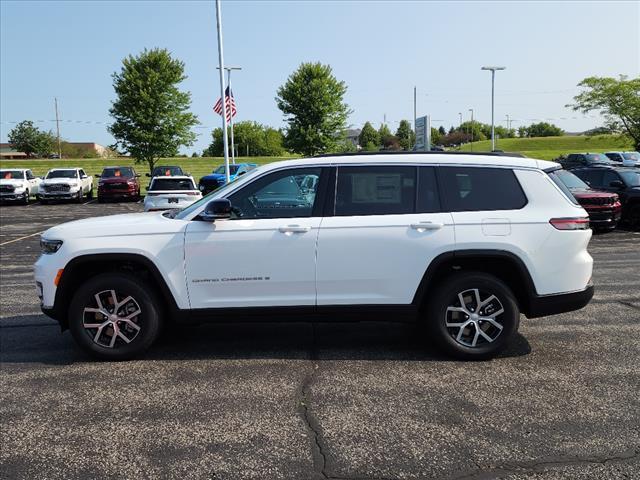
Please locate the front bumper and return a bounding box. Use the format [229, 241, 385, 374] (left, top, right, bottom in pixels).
[526, 283, 594, 318]
[40, 191, 78, 199]
[0, 192, 26, 201]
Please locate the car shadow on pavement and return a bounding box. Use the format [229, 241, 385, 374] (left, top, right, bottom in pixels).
[0, 315, 531, 365]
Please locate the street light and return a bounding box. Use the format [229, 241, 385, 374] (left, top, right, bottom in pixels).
[481, 66, 506, 151]
[468, 108, 474, 152]
[217, 66, 241, 164]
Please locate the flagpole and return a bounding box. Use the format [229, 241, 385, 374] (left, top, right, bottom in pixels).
[227, 70, 235, 165]
[215, 0, 230, 183]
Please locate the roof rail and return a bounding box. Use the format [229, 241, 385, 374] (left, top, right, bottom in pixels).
[313, 150, 526, 159]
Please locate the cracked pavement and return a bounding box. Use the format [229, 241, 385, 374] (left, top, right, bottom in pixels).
[1, 202, 639, 479]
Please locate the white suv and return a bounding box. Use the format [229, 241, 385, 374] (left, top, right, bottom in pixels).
[35, 153, 594, 360]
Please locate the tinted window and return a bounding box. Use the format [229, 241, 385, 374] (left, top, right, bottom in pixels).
[585, 153, 613, 165]
[2, 170, 24, 179]
[574, 170, 603, 187]
[335, 166, 416, 216]
[547, 170, 579, 205]
[26, 170, 35, 180]
[438, 167, 527, 212]
[228, 168, 321, 219]
[46, 170, 77, 179]
[150, 178, 195, 191]
[102, 167, 134, 178]
[619, 171, 640, 187]
[602, 171, 621, 187]
[214, 165, 240, 175]
[152, 166, 183, 176]
[417, 167, 441, 213]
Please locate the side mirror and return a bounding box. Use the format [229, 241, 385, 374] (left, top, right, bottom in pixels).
[609, 180, 624, 189]
[135, 173, 141, 178]
[238, 171, 246, 176]
[200, 198, 232, 222]
[81, 175, 88, 179]
[96, 174, 101, 178]
[146, 173, 151, 177]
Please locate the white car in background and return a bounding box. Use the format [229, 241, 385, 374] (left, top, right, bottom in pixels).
[604, 151, 640, 167]
[0, 168, 42, 204]
[144, 175, 202, 212]
[40, 168, 94, 203]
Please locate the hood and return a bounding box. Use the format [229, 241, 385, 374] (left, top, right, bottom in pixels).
[42, 212, 187, 241]
[0, 179, 26, 187]
[43, 178, 79, 185]
[201, 173, 227, 181]
[99, 176, 136, 183]
[569, 188, 616, 199]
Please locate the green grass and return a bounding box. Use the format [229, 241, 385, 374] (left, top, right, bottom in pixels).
[457, 134, 633, 160]
[0, 156, 297, 193]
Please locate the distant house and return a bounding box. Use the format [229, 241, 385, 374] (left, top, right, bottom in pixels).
[0, 142, 110, 159]
[345, 128, 361, 149]
[0, 144, 27, 159]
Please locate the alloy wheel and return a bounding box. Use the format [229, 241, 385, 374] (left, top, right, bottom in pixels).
[82, 290, 142, 348]
[445, 288, 505, 348]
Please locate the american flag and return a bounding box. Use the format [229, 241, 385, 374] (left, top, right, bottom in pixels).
[213, 86, 237, 122]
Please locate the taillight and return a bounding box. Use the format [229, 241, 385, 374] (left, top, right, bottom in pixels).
[549, 217, 590, 230]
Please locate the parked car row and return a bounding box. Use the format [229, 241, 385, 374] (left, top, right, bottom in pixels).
[556, 152, 640, 230]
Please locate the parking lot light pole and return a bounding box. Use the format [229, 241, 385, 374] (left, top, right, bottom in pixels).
[215, 0, 230, 183]
[481, 66, 506, 151]
[468, 108, 474, 152]
[217, 66, 241, 165]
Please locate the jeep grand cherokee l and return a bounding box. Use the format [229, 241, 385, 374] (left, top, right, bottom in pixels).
[35, 153, 594, 360]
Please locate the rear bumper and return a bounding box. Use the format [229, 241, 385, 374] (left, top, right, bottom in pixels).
[526, 283, 594, 318]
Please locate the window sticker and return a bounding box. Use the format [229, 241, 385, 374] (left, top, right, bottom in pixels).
[351, 174, 403, 204]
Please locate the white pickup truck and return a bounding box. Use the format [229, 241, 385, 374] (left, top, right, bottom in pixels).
[0, 168, 42, 204]
[40, 168, 94, 203]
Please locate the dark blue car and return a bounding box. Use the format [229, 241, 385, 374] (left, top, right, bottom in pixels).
[198, 163, 257, 195]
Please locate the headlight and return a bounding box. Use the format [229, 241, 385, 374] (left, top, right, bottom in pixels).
[69, 184, 80, 191]
[14, 186, 25, 192]
[40, 238, 63, 254]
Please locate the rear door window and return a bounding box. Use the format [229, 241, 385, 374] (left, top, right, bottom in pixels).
[437, 167, 527, 212]
[335, 166, 416, 216]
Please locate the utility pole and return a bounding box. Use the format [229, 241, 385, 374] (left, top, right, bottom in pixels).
[469, 108, 474, 152]
[54, 98, 62, 159]
[458, 112, 462, 128]
[215, 0, 230, 183]
[481, 66, 506, 151]
[217, 66, 241, 164]
[413, 86, 417, 141]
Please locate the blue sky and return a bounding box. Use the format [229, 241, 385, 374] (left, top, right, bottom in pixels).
[1, 0, 638, 153]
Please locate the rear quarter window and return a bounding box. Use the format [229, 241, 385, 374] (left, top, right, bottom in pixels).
[438, 167, 527, 212]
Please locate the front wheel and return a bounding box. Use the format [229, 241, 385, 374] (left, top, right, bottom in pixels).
[75, 190, 83, 203]
[22, 189, 30, 205]
[68, 273, 163, 360]
[87, 187, 94, 199]
[425, 272, 520, 360]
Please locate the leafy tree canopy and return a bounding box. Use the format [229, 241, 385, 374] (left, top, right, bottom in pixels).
[108, 48, 198, 173]
[276, 62, 351, 156]
[518, 122, 564, 138]
[7, 121, 55, 158]
[358, 122, 379, 149]
[568, 75, 640, 150]
[205, 121, 285, 157]
[395, 120, 415, 150]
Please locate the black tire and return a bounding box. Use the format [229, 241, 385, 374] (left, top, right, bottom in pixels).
[87, 187, 94, 199]
[424, 272, 520, 360]
[98, 195, 105, 203]
[22, 190, 30, 205]
[40, 198, 48, 205]
[75, 190, 83, 203]
[68, 273, 163, 360]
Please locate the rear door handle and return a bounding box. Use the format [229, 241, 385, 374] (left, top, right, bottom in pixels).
[410, 221, 443, 231]
[279, 225, 311, 234]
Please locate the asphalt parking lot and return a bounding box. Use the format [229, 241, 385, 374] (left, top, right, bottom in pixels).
[1, 201, 639, 480]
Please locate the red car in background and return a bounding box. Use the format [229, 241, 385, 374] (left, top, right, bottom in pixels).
[97, 166, 141, 202]
[549, 169, 622, 231]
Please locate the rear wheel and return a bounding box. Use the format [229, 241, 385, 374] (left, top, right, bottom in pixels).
[68, 273, 163, 360]
[87, 187, 94, 199]
[425, 272, 520, 360]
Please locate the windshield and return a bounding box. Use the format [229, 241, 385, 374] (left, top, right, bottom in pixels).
[619, 171, 640, 187]
[174, 167, 263, 219]
[622, 152, 639, 161]
[150, 178, 195, 191]
[214, 165, 240, 175]
[46, 170, 77, 179]
[547, 170, 579, 205]
[1, 170, 24, 179]
[102, 167, 134, 178]
[552, 169, 590, 190]
[152, 166, 183, 176]
[585, 154, 613, 164]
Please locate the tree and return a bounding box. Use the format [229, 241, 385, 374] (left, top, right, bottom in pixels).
[438, 126, 446, 136]
[358, 122, 379, 150]
[439, 131, 472, 147]
[568, 75, 640, 150]
[108, 48, 198, 173]
[205, 121, 284, 157]
[519, 122, 564, 138]
[34, 131, 57, 157]
[276, 62, 350, 156]
[395, 120, 415, 150]
[378, 124, 393, 146]
[459, 121, 486, 142]
[191, 151, 199, 158]
[7, 120, 42, 157]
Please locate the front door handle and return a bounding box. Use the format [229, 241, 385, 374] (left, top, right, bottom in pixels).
[279, 225, 311, 234]
[410, 221, 443, 231]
